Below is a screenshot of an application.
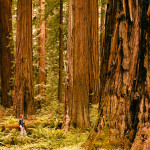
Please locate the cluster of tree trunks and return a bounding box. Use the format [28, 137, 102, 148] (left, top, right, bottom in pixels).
[13, 0, 35, 118]
[83, 0, 150, 149]
[1, 1, 150, 149]
[63, 0, 100, 130]
[0, 0, 13, 108]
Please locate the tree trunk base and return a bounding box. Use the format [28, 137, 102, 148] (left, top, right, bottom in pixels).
[82, 127, 150, 150]
[131, 127, 150, 150]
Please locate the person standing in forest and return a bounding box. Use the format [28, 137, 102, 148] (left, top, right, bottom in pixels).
[19, 115, 26, 136]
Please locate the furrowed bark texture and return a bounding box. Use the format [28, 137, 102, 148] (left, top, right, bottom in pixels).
[13, 0, 35, 118]
[58, 0, 64, 103]
[84, 0, 150, 149]
[0, 64, 1, 102]
[0, 5, 2, 104]
[100, 0, 107, 56]
[88, 0, 100, 104]
[63, 0, 90, 130]
[38, 0, 46, 106]
[0, 0, 13, 107]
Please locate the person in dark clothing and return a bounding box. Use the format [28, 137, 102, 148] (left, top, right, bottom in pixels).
[19, 115, 25, 126]
[19, 115, 26, 135]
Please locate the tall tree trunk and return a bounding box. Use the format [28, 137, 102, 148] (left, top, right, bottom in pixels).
[58, 0, 64, 103]
[0, 0, 13, 107]
[100, 0, 107, 52]
[83, 0, 150, 149]
[38, 0, 46, 106]
[0, 17, 2, 103]
[0, 66, 1, 104]
[88, 0, 100, 104]
[0, 1, 2, 105]
[63, 0, 90, 130]
[13, 0, 35, 118]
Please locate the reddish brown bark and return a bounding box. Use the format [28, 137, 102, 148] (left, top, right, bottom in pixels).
[58, 0, 64, 103]
[84, 0, 150, 149]
[13, 0, 35, 118]
[63, 0, 90, 130]
[0, 34, 1, 103]
[38, 0, 46, 106]
[0, 65, 1, 103]
[0, 1, 2, 104]
[0, 0, 13, 107]
[100, 0, 107, 53]
[88, 0, 100, 104]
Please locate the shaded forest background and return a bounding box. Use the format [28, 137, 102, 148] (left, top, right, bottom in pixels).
[0, 0, 69, 111]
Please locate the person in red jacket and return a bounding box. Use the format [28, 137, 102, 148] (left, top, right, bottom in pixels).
[19, 115, 26, 136]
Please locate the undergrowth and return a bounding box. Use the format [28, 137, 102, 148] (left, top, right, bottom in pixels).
[0, 127, 88, 149]
[0, 104, 98, 149]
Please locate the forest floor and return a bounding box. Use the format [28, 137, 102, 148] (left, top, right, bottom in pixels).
[0, 104, 98, 150]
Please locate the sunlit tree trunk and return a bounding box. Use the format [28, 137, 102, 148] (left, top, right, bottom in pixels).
[13, 0, 35, 118]
[88, 0, 100, 104]
[63, 0, 90, 130]
[84, 0, 150, 149]
[0, 0, 13, 107]
[58, 0, 64, 103]
[38, 0, 46, 107]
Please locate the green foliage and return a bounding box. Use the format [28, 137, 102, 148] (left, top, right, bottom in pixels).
[32, 0, 41, 101]
[2, 130, 33, 146]
[0, 0, 101, 149]
[28, 127, 88, 148]
[90, 116, 124, 150]
[45, 0, 60, 103]
[0, 106, 13, 117]
[89, 104, 99, 130]
[44, 0, 69, 103]
[31, 0, 69, 106]
[5, 117, 16, 125]
[37, 100, 64, 119]
[0, 102, 100, 149]
[0, 123, 89, 149]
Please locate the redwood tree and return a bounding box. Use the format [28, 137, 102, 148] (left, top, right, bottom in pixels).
[84, 0, 150, 149]
[88, 0, 100, 104]
[13, 0, 35, 117]
[58, 0, 64, 103]
[38, 0, 46, 106]
[0, 0, 13, 107]
[63, 0, 90, 130]
[0, 13, 2, 103]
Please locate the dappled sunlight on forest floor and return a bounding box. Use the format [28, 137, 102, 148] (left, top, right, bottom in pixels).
[0, 104, 98, 149]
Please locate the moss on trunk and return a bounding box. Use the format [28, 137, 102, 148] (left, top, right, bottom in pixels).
[83, 0, 150, 149]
